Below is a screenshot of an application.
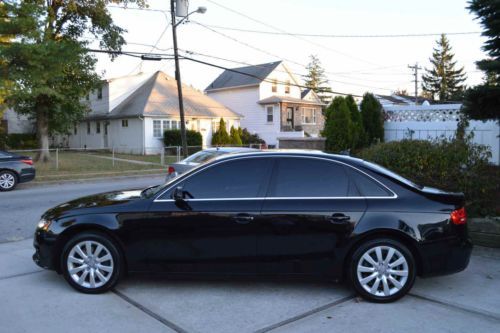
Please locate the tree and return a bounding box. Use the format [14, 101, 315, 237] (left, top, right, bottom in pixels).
[462, 0, 500, 121]
[211, 118, 231, 145]
[360, 93, 384, 145]
[0, 1, 146, 161]
[421, 34, 467, 101]
[345, 95, 364, 150]
[238, 127, 265, 146]
[322, 96, 352, 153]
[229, 126, 242, 146]
[304, 55, 331, 102]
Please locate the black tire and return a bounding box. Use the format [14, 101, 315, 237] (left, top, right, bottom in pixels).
[61, 232, 123, 294]
[349, 238, 416, 303]
[0, 170, 18, 191]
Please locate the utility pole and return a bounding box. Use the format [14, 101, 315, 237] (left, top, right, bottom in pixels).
[408, 62, 422, 105]
[170, 0, 188, 158]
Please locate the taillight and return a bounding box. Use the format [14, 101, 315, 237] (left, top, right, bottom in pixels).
[450, 207, 467, 225]
[168, 166, 175, 174]
[21, 159, 33, 166]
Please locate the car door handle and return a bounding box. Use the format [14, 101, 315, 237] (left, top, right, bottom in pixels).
[233, 214, 254, 224]
[328, 213, 351, 224]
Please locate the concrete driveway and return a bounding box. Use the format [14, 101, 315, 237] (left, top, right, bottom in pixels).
[1, 239, 499, 333]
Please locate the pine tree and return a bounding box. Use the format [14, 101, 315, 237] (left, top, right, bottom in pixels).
[345, 95, 364, 150]
[463, 0, 500, 121]
[0, 1, 146, 161]
[304, 55, 331, 103]
[422, 34, 467, 101]
[360, 93, 384, 145]
[322, 97, 352, 153]
[229, 126, 242, 146]
[211, 118, 231, 146]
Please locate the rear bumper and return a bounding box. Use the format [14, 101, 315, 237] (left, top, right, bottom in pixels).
[19, 168, 36, 183]
[419, 237, 473, 277]
[33, 230, 57, 271]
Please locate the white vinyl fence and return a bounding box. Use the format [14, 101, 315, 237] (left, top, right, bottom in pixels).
[384, 104, 500, 165]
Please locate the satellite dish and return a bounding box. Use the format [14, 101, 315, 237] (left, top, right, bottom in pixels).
[175, 0, 189, 17]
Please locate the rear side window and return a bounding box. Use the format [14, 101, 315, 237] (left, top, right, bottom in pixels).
[347, 168, 393, 197]
[269, 158, 349, 197]
[179, 158, 272, 199]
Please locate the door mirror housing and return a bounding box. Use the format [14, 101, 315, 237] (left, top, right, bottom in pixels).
[172, 186, 184, 201]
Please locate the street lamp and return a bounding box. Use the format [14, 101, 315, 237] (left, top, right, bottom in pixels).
[170, 0, 207, 158]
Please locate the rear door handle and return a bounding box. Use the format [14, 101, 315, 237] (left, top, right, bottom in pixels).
[233, 214, 254, 224]
[328, 213, 351, 224]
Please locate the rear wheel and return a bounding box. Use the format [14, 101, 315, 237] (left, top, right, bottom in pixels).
[61, 232, 123, 294]
[0, 170, 17, 191]
[349, 238, 416, 302]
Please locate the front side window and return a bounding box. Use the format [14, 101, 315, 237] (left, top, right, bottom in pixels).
[302, 108, 317, 124]
[153, 120, 162, 137]
[179, 158, 272, 199]
[266, 106, 273, 123]
[269, 158, 349, 197]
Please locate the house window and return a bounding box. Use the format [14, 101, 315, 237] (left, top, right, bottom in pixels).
[172, 120, 179, 130]
[163, 120, 170, 131]
[87, 121, 91, 134]
[74, 124, 78, 135]
[302, 108, 317, 124]
[266, 106, 274, 123]
[285, 80, 290, 94]
[97, 87, 103, 100]
[271, 79, 277, 93]
[153, 120, 162, 138]
[122, 119, 128, 127]
[96, 121, 101, 134]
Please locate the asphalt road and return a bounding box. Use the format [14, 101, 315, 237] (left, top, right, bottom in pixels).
[0, 175, 165, 243]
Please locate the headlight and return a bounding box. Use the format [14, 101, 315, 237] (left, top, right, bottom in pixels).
[37, 219, 52, 231]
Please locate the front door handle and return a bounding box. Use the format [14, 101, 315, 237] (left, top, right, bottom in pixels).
[233, 214, 254, 224]
[328, 213, 351, 224]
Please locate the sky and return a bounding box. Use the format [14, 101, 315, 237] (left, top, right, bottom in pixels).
[91, 0, 488, 97]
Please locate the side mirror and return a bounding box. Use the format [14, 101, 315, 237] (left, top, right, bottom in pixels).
[172, 186, 184, 201]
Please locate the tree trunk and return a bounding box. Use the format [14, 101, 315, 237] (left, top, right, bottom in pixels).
[36, 111, 51, 162]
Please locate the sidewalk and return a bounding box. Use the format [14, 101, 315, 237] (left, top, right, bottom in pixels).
[1, 238, 499, 333]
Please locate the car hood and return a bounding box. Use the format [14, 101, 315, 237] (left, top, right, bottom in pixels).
[43, 189, 144, 219]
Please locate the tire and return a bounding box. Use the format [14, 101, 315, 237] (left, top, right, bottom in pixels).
[61, 232, 123, 294]
[349, 238, 416, 303]
[0, 170, 18, 191]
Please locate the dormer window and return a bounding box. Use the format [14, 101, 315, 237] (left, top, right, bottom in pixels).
[271, 79, 277, 93]
[285, 80, 290, 94]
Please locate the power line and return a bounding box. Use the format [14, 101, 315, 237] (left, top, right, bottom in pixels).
[199, 25, 481, 38]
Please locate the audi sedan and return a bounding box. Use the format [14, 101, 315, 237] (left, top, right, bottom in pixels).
[0, 150, 36, 191]
[33, 151, 471, 302]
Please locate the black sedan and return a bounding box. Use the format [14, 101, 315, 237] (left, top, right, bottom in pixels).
[33, 151, 471, 302]
[0, 150, 36, 191]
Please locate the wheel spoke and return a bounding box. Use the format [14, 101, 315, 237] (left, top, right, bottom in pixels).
[385, 248, 395, 264]
[69, 265, 87, 275]
[78, 270, 89, 285]
[95, 269, 107, 282]
[375, 247, 383, 263]
[360, 272, 378, 284]
[94, 244, 104, 257]
[358, 265, 375, 273]
[370, 277, 381, 294]
[97, 264, 112, 273]
[89, 269, 96, 288]
[389, 257, 406, 268]
[97, 254, 112, 263]
[85, 241, 92, 256]
[75, 245, 87, 259]
[68, 256, 84, 265]
[388, 275, 403, 290]
[362, 253, 378, 267]
[382, 275, 390, 296]
[388, 269, 408, 277]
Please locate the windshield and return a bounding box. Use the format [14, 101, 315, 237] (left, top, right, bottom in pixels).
[183, 150, 225, 163]
[362, 161, 423, 190]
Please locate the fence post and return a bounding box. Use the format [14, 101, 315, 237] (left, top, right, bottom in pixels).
[55, 148, 59, 170]
[177, 146, 181, 162]
[112, 147, 115, 167]
[160, 148, 165, 166]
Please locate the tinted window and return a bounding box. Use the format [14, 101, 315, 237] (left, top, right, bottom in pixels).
[347, 168, 393, 197]
[184, 150, 224, 163]
[180, 158, 272, 199]
[270, 158, 349, 197]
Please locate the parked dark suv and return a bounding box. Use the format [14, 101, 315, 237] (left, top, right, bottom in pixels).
[0, 150, 36, 191]
[33, 151, 471, 302]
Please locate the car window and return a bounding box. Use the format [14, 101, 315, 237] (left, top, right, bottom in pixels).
[178, 158, 273, 199]
[184, 150, 224, 163]
[269, 158, 349, 197]
[362, 160, 422, 190]
[346, 168, 393, 197]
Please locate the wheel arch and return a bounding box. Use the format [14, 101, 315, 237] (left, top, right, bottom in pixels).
[0, 168, 19, 181]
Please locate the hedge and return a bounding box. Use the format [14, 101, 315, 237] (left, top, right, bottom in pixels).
[0, 133, 38, 150]
[358, 139, 499, 217]
[163, 129, 202, 147]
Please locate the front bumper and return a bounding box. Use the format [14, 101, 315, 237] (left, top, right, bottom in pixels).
[33, 230, 58, 271]
[419, 237, 473, 277]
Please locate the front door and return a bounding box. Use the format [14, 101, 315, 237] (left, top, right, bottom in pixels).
[257, 157, 366, 276]
[286, 107, 294, 129]
[127, 157, 274, 274]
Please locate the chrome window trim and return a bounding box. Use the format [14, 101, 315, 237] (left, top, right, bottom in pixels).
[153, 154, 398, 203]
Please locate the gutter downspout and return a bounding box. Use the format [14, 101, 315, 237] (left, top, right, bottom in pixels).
[138, 116, 145, 155]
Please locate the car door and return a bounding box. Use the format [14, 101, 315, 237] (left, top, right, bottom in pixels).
[257, 157, 367, 277]
[127, 157, 274, 274]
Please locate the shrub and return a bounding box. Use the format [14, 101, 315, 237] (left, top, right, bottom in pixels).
[5, 133, 38, 149]
[238, 127, 265, 145]
[358, 139, 498, 216]
[211, 118, 231, 145]
[322, 96, 352, 153]
[360, 93, 384, 145]
[229, 126, 242, 146]
[163, 129, 202, 147]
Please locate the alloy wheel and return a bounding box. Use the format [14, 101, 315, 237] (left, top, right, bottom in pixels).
[356, 245, 409, 297]
[0, 172, 15, 190]
[67, 240, 114, 289]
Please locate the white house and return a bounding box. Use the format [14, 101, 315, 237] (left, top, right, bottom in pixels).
[205, 61, 325, 147]
[53, 71, 242, 153]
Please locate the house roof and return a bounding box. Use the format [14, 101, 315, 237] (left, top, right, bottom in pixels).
[88, 71, 242, 120]
[301, 88, 312, 99]
[258, 95, 326, 106]
[205, 61, 282, 91]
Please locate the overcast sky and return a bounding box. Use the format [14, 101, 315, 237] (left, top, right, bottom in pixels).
[92, 0, 487, 96]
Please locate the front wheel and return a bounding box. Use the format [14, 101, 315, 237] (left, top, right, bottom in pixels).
[61, 232, 123, 294]
[349, 238, 416, 303]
